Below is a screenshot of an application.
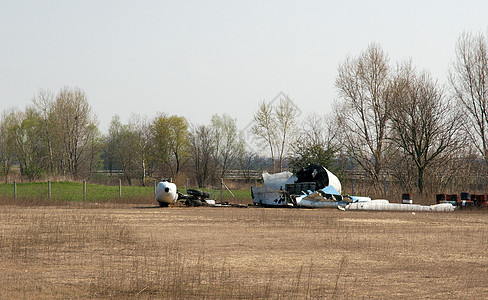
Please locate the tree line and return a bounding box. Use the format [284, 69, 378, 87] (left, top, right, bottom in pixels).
[334, 31, 488, 194]
[0, 89, 250, 188]
[1, 31, 488, 194]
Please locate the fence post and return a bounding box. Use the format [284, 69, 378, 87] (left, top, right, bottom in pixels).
[154, 179, 157, 199]
[186, 178, 189, 193]
[83, 180, 86, 202]
[48, 181, 51, 200]
[220, 178, 223, 201]
[119, 179, 122, 200]
[14, 181, 17, 199]
[383, 175, 387, 197]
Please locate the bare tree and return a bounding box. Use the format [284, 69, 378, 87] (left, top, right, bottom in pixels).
[275, 98, 298, 171]
[108, 116, 138, 185]
[85, 123, 102, 180]
[185, 115, 245, 186]
[211, 114, 245, 179]
[390, 63, 462, 193]
[51, 87, 98, 179]
[104, 115, 120, 176]
[335, 43, 392, 187]
[129, 114, 151, 186]
[32, 89, 56, 174]
[189, 124, 216, 188]
[251, 95, 298, 172]
[238, 150, 258, 181]
[450, 31, 488, 167]
[300, 113, 337, 149]
[251, 101, 276, 170]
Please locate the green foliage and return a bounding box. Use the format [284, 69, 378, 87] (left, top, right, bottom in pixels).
[149, 114, 189, 177]
[289, 143, 338, 172]
[23, 164, 46, 180]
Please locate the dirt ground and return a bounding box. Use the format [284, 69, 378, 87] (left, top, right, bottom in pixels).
[1, 203, 487, 299]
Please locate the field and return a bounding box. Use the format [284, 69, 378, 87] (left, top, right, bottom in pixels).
[1, 195, 488, 299]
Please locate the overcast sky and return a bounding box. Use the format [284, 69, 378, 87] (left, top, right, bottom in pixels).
[1, 0, 487, 133]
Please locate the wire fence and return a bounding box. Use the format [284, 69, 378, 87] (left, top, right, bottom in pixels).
[7, 179, 157, 202]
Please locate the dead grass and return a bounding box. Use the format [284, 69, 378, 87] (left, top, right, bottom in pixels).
[0, 202, 487, 299]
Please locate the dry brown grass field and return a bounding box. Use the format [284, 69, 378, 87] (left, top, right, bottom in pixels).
[1, 200, 487, 299]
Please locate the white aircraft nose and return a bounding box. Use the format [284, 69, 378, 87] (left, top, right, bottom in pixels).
[156, 181, 178, 205]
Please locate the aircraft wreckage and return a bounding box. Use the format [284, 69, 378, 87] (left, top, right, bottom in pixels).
[155, 164, 454, 212]
[251, 164, 454, 212]
[155, 179, 245, 207]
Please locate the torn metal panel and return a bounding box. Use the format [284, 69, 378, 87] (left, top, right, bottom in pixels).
[298, 200, 350, 208]
[294, 185, 349, 208]
[321, 185, 341, 196]
[350, 196, 372, 202]
[296, 197, 350, 208]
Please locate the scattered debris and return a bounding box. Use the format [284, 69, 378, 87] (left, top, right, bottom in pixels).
[251, 164, 456, 212]
[156, 179, 246, 208]
[436, 193, 487, 209]
[294, 185, 350, 208]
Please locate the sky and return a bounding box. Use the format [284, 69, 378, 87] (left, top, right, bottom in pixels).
[1, 0, 488, 134]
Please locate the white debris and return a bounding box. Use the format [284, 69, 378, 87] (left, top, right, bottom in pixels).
[344, 200, 455, 212]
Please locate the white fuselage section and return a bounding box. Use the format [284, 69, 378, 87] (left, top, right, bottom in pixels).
[156, 181, 178, 205]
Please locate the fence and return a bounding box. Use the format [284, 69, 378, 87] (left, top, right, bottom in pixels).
[223, 169, 261, 180]
[6, 180, 159, 202]
[5, 178, 240, 203]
